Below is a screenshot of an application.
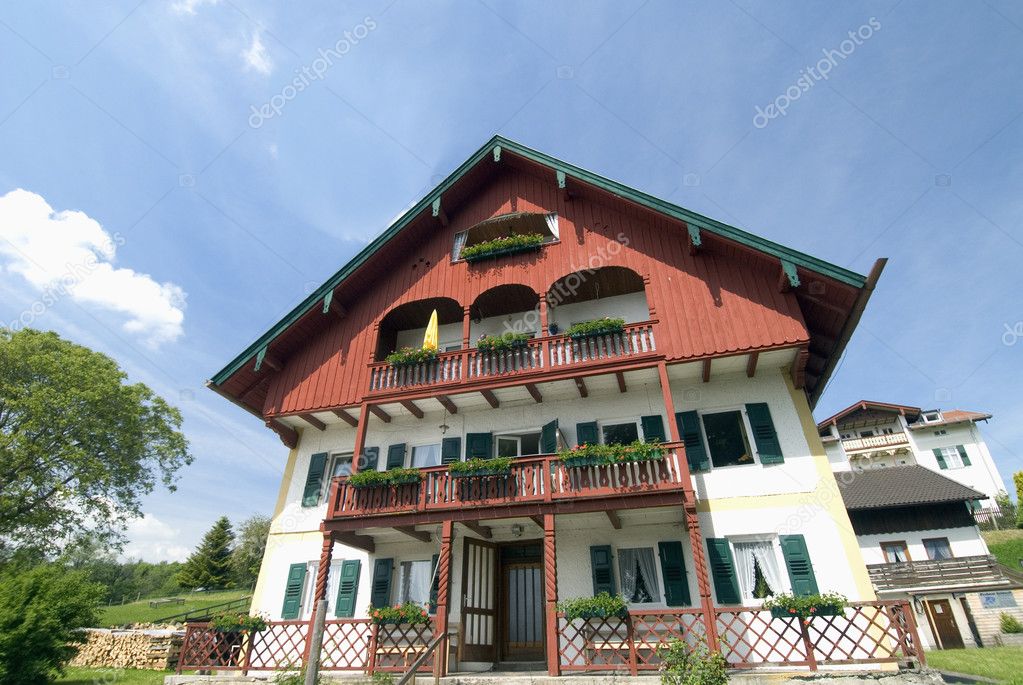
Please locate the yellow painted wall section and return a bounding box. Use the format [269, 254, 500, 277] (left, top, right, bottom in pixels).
[251, 447, 301, 613]
[250, 529, 323, 615]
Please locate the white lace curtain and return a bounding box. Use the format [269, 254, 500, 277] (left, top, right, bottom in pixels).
[401, 560, 433, 605]
[733, 541, 785, 601]
[618, 548, 660, 603]
[545, 213, 559, 240]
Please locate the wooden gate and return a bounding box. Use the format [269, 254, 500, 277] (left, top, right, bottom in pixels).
[460, 537, 498, 662]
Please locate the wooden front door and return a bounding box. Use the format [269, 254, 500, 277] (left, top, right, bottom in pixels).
[501, 560, 544, 660]
[460, 537, 498, 662]
[927, 599, 964, 649]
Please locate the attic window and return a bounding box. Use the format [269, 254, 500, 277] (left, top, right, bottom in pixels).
[922, 411, 942, 423]
[452, 212, 559, 262]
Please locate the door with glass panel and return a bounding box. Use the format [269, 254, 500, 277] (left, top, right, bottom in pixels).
[460, 537, 498, 662]
[500, 543, 544, 661]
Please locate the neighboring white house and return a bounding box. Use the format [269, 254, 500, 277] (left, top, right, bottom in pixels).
[818, 401, 1008, 514]
[837, 465, 1021, 650]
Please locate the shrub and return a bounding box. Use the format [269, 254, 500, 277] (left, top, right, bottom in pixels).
[565, 317, 625, 338]
[348, 468, 422, 489]
[460, 233, 544, 262]
[385, 347, 438, 367]
[558, 440, 663, 467]
[448, 457, 513, 477]
[557, 593, 628, 621]
[475, 332, 533, 352]
[273, 664, 322, 685]
[1001, 612, 1023, 634]
[0, 564, 104, 685]
[369, 601, 430, 625]
[658, 638, 727, 685]
[372, 672, 395, 685]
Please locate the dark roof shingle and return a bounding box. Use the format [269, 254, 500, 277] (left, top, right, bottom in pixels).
[837, 464, 986, 510]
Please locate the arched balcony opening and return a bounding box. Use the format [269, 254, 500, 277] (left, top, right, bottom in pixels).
[469, 284, 541, 343]
[375, 297, 463, 361]
[545, 266, 649, 335]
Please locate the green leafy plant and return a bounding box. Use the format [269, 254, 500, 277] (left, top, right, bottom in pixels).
[1001, 612, 1023, 634]
[369, 601, 431, 625]
[557, 593, 628, 621]
[210, 611, 268, 633]
[475, 332, 533, 352]
[763, 591, 847, 622]
[372, 672, 395, 685]
[658, 638, 727, 685]
[460, 233, 545, 262]
[348, 468, 423, 489]
[448, 457, 514, 477]
[273, 663, 322, 685]
[565, 317, 625, 339]
[558, 440, 663, 468]
[385, 347, 438, 367]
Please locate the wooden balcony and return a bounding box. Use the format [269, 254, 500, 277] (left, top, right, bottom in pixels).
[842, 432, 909, 453]
[366, 320, 658, 397]
[867, 554, 1012, 592]
[325, 443, 688, 528]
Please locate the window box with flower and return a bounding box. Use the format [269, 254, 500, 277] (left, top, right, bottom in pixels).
[348, 468, 422, 489]
[558, 440, 663, 468]
[385, 347, 438, 367]
[763, 591, 847, 621]
[460, 233, 545, 263]
[448, 457, 513, 478]
[369, 601, 431, 626]
[475, 332, 532, 352]
[557, 593, 628, 621]
[566, 317, 625, 340]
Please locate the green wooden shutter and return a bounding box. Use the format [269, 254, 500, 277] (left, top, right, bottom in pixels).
[429, 553, 440, 614]
[362, 447, 379, 472]
[369, 558, 394, 609]
[780, 535, 819, 597]
[281, 563, 307, 619]
[576, 421, 599, 446]
[745, 403, 783, 464]
[676, 412, 710, 472]
[657, 541, 691, 607]
[465, 433, 492, 458]
[706, 539, 741, 604]
[301, 453, 329, 507]
[540, 419, 559, 454]
[386, 443, 406, 470]
[957, 445, 972, 466]
[334, 559, 361, 618]
[641, 415, 667, 443]
[589, 545, 616, 595]
[441, 437, 462, 464]
[933, 448, 948, 469]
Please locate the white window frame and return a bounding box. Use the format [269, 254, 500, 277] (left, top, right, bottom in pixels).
[397, 559, 434, 606]
[495, 428, 544, 457]
[615, 545, 663, 607]
[923, 411, 942, 423]
[725, 535, 790, 604]
[301, 561, 319, 619]
[410, 442, 442, 469]
[697, 406, 761, 470]
[321, 452, 354, 504]
[598, 417, 643, 445]
[938, 446, 965, 470]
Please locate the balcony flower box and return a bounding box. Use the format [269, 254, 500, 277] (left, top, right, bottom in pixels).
[210, 612, 268, 634]
[460, 233, 545, 263]
[558, 593, 628, 621]
[348, 468, 422, 489]
[764, 592, 847, 621]
[475, 333, 532, 352]
[566, 317, 625, 340]
[448, 457, 513, 478]
[385, 347, 438, 367]
[558, 440, 664, 468]
[370, 601, 430, 626]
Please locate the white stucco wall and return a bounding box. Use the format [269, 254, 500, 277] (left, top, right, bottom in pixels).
[908, 423, 1006, 502]
[855, 525, 990, 566]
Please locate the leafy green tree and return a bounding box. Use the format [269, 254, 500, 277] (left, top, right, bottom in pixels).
[0, 564, 103, 684]
[0, 329, 192, 557]
[232, 515, 271, 589]
[1015, 473, 1023, 529]
[177, 517, 235, 589]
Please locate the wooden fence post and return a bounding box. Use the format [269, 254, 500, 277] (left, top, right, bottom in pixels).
[305, 599, 328, 685]
[799, 619, 818, 671]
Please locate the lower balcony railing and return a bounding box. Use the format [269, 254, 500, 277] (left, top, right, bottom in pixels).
[842, 433, 909, 452]
[177, 601, 923, 675]
[327, 446, 688, 520]
[868, 554, 1011, 591]
[367, 320, 658, 394]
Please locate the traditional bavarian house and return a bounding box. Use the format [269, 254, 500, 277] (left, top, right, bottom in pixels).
[198, 137, 924, 676]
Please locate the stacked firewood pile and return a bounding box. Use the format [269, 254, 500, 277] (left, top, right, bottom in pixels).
[70, 627, 184, 670]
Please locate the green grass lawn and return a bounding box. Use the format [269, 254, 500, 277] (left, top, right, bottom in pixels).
[927, 646, 1023, 683]
[984, 529, 1023, 571]
[99, 589, 250, 627]
[57, 667, 170, 684]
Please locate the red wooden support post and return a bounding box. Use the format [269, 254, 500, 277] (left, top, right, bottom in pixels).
[303, 532, 335, 663]
[367, 622, 379, 675]
[800, 620, 818, 671]
[434, 520, 455, 676]
[352, 402, 370, 473]
[543, 513, 561, 676]
[538, 294, 550, 366]
[657, 361, 719, 652]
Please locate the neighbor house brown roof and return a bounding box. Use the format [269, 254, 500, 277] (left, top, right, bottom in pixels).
[837, 465, 986, 510]
[907, 409, 992, 430]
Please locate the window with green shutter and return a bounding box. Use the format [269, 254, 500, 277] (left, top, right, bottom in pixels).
[590, 545, 616, 595]
[932, 448, 948, 469]
[641, 415, 667, 443]
[780, 535, 819, 596]
[465, 433, 492, 459]
[281, 563, 307, 619]
[676, 412, 710, 472]
[369, 558, 394, 609]
[386, 444, 406, 470]
[957, 445, 971, 466]
[576, 421, 599, 447]
[745, 403, 783, 464]
[657, 541, 691, 606]
[362, 447, 379, 472]
[706, 539, 741, 604]
[334, 559, 361, 618]
[301, 453, 328, 507]
[441, 437, 461, 464]
[540, 419, 559, 454]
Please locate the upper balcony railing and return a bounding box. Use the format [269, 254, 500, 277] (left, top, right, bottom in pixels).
[842, 432, 909, 453]
[867, 555, 1011, 592]
[367, 320, 658, 395]
[326, 442, 687, 522]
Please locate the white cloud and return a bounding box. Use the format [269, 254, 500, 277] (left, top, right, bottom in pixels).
[243, 31, 273, 75]
[170, 0, 219, 15]
[268, 142, 279, 160]
[0, 189, 186, 346]
[121, 513, 191, 563]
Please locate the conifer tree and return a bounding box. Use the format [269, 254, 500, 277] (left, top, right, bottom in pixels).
[176, 517, 235, 589]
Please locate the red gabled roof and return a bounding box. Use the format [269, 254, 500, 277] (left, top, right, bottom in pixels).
[907, 409, 993, 430]
[816, 400, 921, 429]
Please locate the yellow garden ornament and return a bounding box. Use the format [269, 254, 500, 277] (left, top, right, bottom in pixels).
[422, 309, 439, 351]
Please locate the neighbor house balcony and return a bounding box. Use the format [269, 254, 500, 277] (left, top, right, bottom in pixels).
[868, 555, 1013, 593]
[842, 432, 910, 454]
[366, 319, 658, 397]
[325, 440, 686, 527]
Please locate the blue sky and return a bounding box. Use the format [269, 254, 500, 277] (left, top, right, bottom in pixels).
[1, 1, 1021, 561]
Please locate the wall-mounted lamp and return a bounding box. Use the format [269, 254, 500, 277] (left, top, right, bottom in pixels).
[511, 524, 524, 538]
